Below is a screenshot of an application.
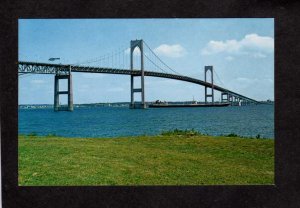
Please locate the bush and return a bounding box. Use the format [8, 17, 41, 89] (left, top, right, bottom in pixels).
[161, 128, 202, 137]
[224, 133, 266, 139]
[28, 132, 37, 137]
[226, 133, 238, 137]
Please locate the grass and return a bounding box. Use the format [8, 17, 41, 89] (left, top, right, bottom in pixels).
[18, 132, 274, 186]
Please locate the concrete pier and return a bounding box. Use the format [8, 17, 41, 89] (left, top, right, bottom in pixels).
[54, 66, 73, 111]
[221, 92, 229, 103]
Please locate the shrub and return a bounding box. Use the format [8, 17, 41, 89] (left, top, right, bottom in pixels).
[28, 132, 37, 137]
[161, 129, 202, 137]
[226, 133, 238, 137]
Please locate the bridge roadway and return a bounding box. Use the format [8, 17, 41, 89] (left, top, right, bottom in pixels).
[18, 61, 259, 103]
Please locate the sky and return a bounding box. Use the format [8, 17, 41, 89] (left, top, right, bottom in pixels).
[19, 19, 274, 104]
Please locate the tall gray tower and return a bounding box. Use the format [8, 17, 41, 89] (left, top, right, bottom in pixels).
[204, 66, 214, 104]
[130, 39, 146, 109]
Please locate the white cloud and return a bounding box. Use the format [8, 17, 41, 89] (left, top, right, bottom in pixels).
[31, 79, 45, 84]
[125, 44, 186, 58]
[153, 44, 186, 58]
[201, 33, 274, 58]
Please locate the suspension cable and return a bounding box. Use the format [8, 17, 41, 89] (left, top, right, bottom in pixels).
[143, 40, 183, 76]
[213, 68, 227, 89]
[144, 54, 168, 73]
[71, 45, 128, 67]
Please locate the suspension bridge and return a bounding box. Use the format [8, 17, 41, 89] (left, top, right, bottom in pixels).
[18, 39, 259, 111]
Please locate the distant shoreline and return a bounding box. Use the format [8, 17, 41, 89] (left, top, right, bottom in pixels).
[18, 101, 274, 109]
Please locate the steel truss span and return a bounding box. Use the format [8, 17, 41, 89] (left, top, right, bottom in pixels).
[18, 61, 258, 103]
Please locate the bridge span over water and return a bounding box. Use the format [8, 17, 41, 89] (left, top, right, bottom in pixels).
[18, 39, 259, 111]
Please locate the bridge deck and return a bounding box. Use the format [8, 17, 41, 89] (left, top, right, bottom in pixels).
[18, 61, 258, 103]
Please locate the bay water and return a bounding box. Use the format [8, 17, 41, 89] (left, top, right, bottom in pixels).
[18, 105, 274, 139]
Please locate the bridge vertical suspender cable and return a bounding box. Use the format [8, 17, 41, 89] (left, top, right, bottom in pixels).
[143, 40, 183, 76]
[143, 42, 172, 74]
[213, 68, 231, 95]
[69, 44, 129, 69]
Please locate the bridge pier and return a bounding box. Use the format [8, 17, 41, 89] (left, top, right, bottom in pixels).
[228, 94, 233, 105]
[130, 39, 146, 109]
[204, 66, 214, 104]
[54, 65, 73, 111]
[221, 92, 228, 103]
[238, 97, 242, 106]
[236, 97, 239, 106]
[232, 96, 237, 106]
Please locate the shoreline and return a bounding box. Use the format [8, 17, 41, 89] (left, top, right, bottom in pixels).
[18, 129, 274, 140]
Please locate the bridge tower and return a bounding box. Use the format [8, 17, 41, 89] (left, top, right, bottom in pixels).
[54, 65, 73, 111]
[130, 39, 146, 109]
[204, 66, 214, 104]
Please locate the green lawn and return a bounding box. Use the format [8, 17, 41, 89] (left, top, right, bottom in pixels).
[18, 134, 274, 185]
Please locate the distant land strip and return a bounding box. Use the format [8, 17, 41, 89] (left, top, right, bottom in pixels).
[19, 100, 274, 109]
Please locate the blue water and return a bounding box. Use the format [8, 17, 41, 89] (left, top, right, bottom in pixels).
[18, 105, 274, 138]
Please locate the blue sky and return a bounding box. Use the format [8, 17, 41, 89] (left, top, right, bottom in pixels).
[19, 19, 274, 104]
